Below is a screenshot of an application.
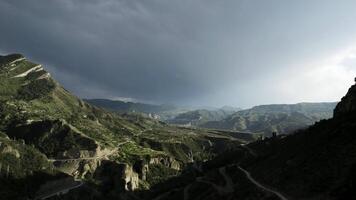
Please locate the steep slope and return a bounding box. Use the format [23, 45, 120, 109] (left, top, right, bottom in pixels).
[0, 54, 253, 199]
[201, 102, 337, 136]
[143, 81, 356, 200]
[334, 80, 356, 116]
[0, 131, 74, 200]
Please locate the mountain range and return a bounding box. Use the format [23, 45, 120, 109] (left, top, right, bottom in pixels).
[85, 99, 241, 122]
[88, 98, 337, 137]
[199, 102, 337, 136]
[0, 53, 354, 200]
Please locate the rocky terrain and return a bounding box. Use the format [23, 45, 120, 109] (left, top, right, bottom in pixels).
[0, 54, 256, 199]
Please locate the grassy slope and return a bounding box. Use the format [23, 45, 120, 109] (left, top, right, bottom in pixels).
[0, 131, 71, 199]
[0, 54, 256, 198]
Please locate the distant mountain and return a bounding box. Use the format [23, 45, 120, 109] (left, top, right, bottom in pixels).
[200, 102, 337, 136]
[167, 108, 238, 126]
[85, 98, 189, 120]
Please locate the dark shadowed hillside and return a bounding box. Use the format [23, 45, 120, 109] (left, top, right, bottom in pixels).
[135, 81, 356, 200]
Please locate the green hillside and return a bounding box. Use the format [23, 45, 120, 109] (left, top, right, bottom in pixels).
[0, 54, 255, 199]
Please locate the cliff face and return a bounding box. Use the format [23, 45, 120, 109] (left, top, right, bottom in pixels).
[149, 156, 181, 170]
[94, 161, 139, 192]
[334, 82, 356, 117]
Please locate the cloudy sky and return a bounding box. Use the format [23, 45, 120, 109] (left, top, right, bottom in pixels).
[1, 0, 356, 108]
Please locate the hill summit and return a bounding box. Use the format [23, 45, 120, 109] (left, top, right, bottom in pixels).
[334, 78, 356, 117]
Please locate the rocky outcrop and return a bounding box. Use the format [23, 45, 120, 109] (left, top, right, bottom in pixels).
[334, 81, 356, 117]
[149, 156, 181, 170]
[133, 160, 149, 180]
[0, 144, 20, 158]
[6, 119, 99, 158]
[92, 155, 181, 193]
[5, 118, 121, 178]
[52, 159, 101, 178]
[119, 163, 139, 191]
[94, 161, 139, 192]
[51, 145, 117, 178]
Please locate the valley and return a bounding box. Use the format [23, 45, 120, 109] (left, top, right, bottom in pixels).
[0, 54, 355, 200]
[2, 1, 356, 199]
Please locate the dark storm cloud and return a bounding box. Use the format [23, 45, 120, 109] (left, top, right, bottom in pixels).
[1, 0, 356, 107]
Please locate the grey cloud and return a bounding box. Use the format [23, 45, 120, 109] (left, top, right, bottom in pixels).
[1, 0, 356, 107]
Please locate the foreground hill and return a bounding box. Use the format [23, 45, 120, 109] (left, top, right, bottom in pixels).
[200, 102, 337, 136]
[0, 54, 255, 199]
[133, 81, 356, 200]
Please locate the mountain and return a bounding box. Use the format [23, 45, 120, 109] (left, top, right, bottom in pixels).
[167, 108, 238, 126]
[129, 81, 356, 200]
[85, 98, 190, 120]
[1, 53, 352, 200]
[201, 102, 337, 136]
[0, 54, 257, 199]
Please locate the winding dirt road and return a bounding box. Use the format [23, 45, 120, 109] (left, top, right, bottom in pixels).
[183, 166, 234, 200]
[35, 181, 83, 200]
[238, 166, 288, 200]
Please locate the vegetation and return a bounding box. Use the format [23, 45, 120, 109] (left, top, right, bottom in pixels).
[0, 54, 249, 198]
[146, 164, 179, 186]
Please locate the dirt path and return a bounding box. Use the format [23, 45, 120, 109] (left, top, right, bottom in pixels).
[153, 188, 180, 200]
[238, 166, 288, 200]
[218, 167, 234, 193]
[48, 157, 103, 162]
[183, 166, 234, 200]
[183, 183, 193, 200]
[241, 145, 258, 157]
[49, 141, 129, 162]
[35, 181, 83, 200]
